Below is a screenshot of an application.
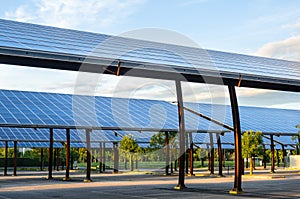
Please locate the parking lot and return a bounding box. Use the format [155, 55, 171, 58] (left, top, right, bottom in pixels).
[0, 169, 299, 199]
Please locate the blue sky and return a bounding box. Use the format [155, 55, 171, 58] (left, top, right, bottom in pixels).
[0, 0, 300, 109]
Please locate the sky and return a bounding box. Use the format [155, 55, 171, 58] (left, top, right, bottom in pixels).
[1, 0, 300, 109]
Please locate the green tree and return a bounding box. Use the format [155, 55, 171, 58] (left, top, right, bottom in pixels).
[242, 130, 264, 175]
[149, 132, 177, 150]
[120, 134, 140, 171]
[292, 125, 300, 154]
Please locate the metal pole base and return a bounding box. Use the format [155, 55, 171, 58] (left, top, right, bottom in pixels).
[174, 185, 187, 190]
[63, 177, 71, 181]
[229, 189, 244, 195]
[46, 176, 53, 180]
[83, 178, 92, 183]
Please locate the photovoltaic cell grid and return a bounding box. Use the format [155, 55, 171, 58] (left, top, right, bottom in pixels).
[1, 19, 300, 84]
[188, 103, 300, 146]
[0, 141, 63, 148]
[0, 89, 299, 147]
[185, 102, 300, 133]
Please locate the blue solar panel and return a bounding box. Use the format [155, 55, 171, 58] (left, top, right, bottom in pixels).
[0, 141, 62, 148]
[185, 103, 300, 133]
[1, 19, 300, 87]
[0, 89, 299, 146]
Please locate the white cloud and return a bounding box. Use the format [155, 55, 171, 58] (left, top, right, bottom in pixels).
[281, 21, 300, 30]
[255, 35, 300, 62]
[5, 0, 144, 29]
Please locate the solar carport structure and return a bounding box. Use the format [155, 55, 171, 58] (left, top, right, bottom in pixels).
[0, 89, 299, 179]
[0, 19, 300, 193]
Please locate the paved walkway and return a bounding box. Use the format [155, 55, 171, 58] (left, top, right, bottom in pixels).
[0, 169, 299, 198]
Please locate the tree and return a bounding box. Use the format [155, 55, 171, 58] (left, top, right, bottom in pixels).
[292, 125, 300, 154]
[149, 132, 177, 150]
[120, 134, 140, 171]
[242, 130, 264, 175]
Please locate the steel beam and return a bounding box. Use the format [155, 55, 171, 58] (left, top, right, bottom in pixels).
[263, 144, 267, 169]
[185, 133, 189, 174]
[56, 148, 59, 171]
[113, 142, 119, 173]
[47, 128, 53, 180]
[174, 80, 186, 190]
[103, 142, 106, 172]
[4, 141, 8, 176]
[99, 142, 103, 173]
[64, 128, 71, 181]
[298, 135, 300, 155]
[188, 132, 194, 176]
[13, 141, 17, 176]
[270, 134, 275, 173]
[165, 132, 170, 175]
[282, 145, 286, 168]
[209, 133, 214, 174]
[84, 129, 92, 182]
[207, 143, 211, 172]
[217, 135, 223, 176]
[40, 148, 44, 171]
[228, 85, 243, 194]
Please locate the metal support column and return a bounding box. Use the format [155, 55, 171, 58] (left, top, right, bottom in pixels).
[40, 148, 44, 171]
[113, 142, 119, 173]
[276, 149, 280, 167]
[103, 142, 106, 172]
[263, 144, 267, 169]
[206, 143, 211, 171]
[53, 148, 56, 170]
[56, 148, 59, 171]
[282, 145, 286, 168]
[47, 128, 53, 180]
[270, 134, 275, 173]
[84, 129, 92, 182]
[209, 133, 214, 174]
[99, 142, 103, 173]
[13, 141, 17, 176]
[165, 132, 170, 175]
[185, 133, 189, 174]
[298, 135, 300, 155]
[174, 80, 186, 190]
[228, 85, 243, 194]
[64, 128, 71, 181]
[4, 141, 8, 176]
[188, 132, 194, 176]
[217, 135, 223, 176]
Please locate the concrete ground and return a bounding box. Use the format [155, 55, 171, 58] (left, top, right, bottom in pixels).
[0, 169, 300, 199]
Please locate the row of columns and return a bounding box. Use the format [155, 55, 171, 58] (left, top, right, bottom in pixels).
[1, 131, 116, 179]
[174, 82, 244, 192]
[173, 80, 300, 194]
[2, 141, 17, 176]
[47, 128, 93, 182]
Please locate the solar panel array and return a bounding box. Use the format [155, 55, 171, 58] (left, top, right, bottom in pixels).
[0, 19, 300, 86]
[0, 89, 299, 148]
[0, 141, 62, 148]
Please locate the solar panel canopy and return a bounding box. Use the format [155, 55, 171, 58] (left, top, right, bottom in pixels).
[0, 19, 300, 91]
[0, 89, 299, 147]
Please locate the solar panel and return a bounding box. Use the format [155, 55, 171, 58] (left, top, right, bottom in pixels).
[0, 89, 299, 146]
[185, 102, 300, 133]
[0, 19, 300, 89]
[0, 141, 62, 148]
